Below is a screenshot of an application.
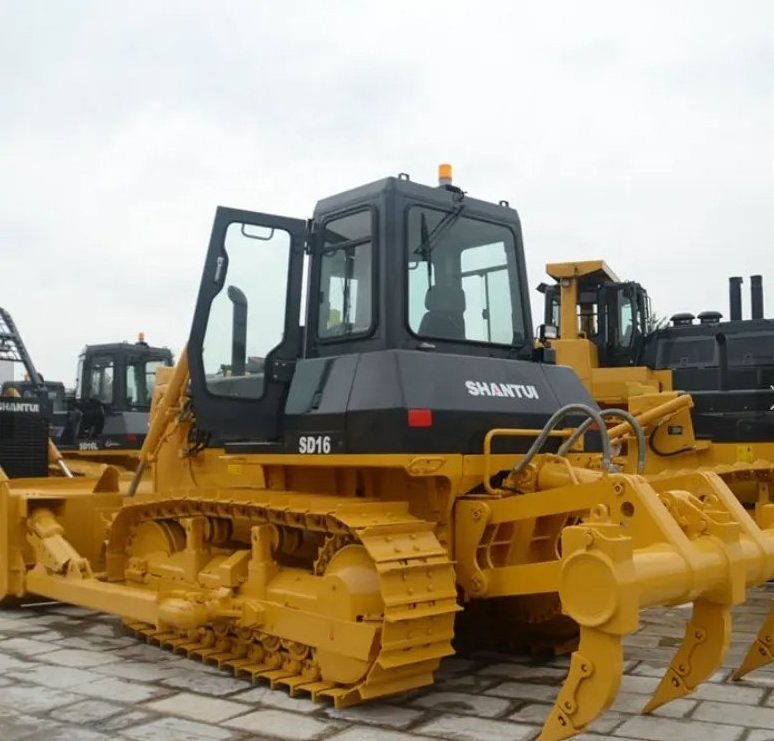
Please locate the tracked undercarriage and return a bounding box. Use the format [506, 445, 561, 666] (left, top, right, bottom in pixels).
[14, 485, 461, 705]
[116, 494, 459, 706]
[8, 439, 774, 740]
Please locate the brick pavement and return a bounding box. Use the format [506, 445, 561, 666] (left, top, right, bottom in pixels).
[2, 585, 774, 740]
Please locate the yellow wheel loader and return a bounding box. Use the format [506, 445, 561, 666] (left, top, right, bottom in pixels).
[4, 168, 774, 740]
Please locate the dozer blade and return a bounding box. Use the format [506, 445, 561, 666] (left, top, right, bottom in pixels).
[643, 599, 731, 713]
[539, 629, 623, 740]
[733, 600, 774, 680]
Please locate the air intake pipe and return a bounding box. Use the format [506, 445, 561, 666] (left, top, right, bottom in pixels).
[729, 276, 743, 321]
[751, 275, 764, 320]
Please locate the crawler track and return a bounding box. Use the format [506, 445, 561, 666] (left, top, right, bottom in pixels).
[115, 493, 460, 706]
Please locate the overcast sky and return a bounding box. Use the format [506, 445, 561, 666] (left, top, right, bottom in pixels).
[1, 1, 772, 385]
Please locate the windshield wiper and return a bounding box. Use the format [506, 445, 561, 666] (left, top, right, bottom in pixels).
[413, 204, 465, 268]
[340, 249, 355, 327]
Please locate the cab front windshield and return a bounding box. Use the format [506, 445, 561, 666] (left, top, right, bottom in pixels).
[407, 206, 526, 347]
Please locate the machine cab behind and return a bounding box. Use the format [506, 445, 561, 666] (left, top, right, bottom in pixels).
[539, 260, 650, 368]
[77, 338, 174, 412]
[59, 338, 174, 448]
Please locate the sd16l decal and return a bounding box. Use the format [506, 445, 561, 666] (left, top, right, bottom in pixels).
[465, 381, 540, 399]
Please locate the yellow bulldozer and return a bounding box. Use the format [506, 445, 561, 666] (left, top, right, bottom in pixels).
[537, 260, 774, 516]
[4, 168, 774, 740]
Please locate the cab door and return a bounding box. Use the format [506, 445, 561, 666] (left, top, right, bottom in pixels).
[188, 206, 307, 442]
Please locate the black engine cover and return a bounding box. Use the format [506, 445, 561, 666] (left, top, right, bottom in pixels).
[275, 349, 595, 455]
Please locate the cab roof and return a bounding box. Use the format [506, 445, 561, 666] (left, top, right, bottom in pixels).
[313, 175, 520, 225]
[546, 259, 620, 284]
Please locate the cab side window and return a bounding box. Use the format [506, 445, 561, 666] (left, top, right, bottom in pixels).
[202, 222, 292, 400]
[318, 210, 374, 339]
[87, 355, 115, 405]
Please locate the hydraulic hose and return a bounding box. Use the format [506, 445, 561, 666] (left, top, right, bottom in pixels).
[512, 403, 614, 476]
[557, 407, 647, 474]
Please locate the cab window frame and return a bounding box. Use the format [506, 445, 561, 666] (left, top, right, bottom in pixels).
[200, 218, 296, 402]
[403, 203, 527, 349]
[314, 205, 378, 344]
[85, 354, 116, 406]
[125, 354, 171, 410]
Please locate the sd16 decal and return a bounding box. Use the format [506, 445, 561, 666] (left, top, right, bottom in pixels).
[298, 435, 332, 454]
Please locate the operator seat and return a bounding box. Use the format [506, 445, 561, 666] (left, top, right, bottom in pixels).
[419, 284, 467, 340]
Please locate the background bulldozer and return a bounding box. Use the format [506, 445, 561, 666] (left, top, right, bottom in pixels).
[4, 168, 774, 740]
[0, 305, 173, 477]
[537, 260, 774, 523]
[54, 336, 174, 471]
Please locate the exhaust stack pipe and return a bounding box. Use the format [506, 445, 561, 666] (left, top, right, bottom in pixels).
[227, 286, 248, 377]
[729, 276, 743, 321]
[751, 274, 764, 320]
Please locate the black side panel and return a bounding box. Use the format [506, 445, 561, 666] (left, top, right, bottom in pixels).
[276, 349, 595, 455]
[639, 317, 774, 444]
[280, 356, 358, 453]
[689, 390, 774, 443]
[188, 207, 307, 442]
[640, 319, 774, 382]
[284, 357, 358, 416]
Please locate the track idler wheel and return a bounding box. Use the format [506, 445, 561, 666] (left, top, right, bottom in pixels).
[315, 544, 383, 685]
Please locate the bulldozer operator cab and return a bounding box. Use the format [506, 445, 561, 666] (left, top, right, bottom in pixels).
[539, 261, 650, 368]
[76, 340, 174, 411]
[58, 339, 174, 449]
[187, 166, 592, 451]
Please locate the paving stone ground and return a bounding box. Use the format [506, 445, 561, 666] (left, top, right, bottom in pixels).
[2, 585, 774, 740]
